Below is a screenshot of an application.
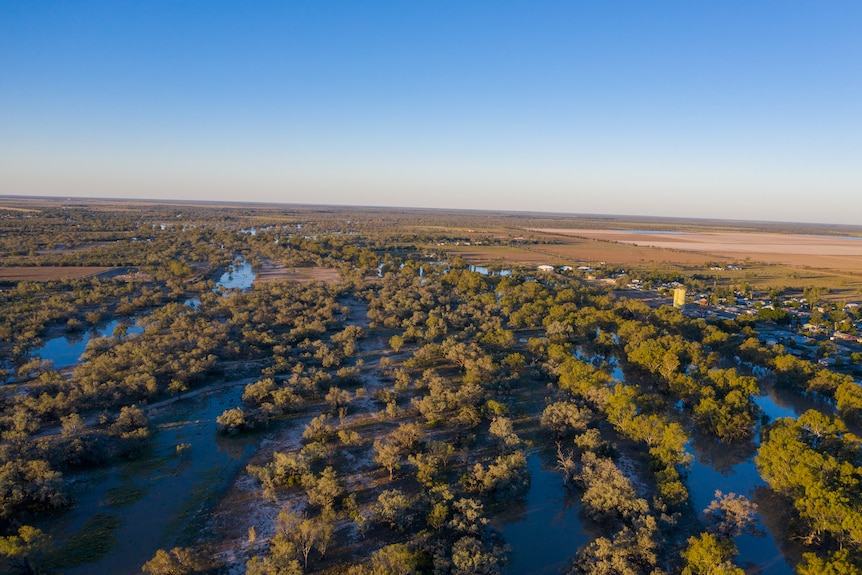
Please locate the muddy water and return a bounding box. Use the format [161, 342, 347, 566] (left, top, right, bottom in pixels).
[52, 384, 256, 574]
[493, 454, 590, 575]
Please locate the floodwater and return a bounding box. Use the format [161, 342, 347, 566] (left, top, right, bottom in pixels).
[493, 454, 590, 575]
[683, 384, 822, 575]
[216, 259, 256, 291]
[33, 320, 143, 370]
[52, 384, 255, 575]
[33, 259, 261, 572]
[32, 257, 253, 369]
[468, 265, 512, 276]
[685, 441, 792, 575]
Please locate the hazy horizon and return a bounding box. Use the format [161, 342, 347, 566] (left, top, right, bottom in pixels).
[2, 2, 860, 225]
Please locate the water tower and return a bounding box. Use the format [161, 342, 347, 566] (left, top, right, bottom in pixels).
[673, 287, 686, 309]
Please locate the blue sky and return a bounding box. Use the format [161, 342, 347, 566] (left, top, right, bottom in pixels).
[1, 1, 860, 224]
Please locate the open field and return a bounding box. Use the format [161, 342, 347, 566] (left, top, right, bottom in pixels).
[535, 229, 862, 272]
[254, 262, 340, 283]
[0, 266, 114, 281]
[442, 244, 560, 265]
[442, 237, 724, 267]
[0, 204, 39, 212]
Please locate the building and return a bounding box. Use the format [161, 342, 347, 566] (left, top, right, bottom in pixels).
[673, 287, 687, 309]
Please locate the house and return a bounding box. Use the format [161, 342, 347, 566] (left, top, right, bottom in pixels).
[831, 332, 858, 342]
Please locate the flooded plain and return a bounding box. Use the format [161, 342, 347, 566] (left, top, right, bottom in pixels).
[33, 257, 262, 573]
[51, 385, 256, 574]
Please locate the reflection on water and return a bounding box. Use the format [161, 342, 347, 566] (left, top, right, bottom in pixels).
[682, 388, 814, 575]
[688, 433, 757, 474]
[33, 320, 143, 370]
[468, 265, 513, 277]
[493, 454, 589, 575]
[756, 383, 835, 420]
[755, 394, 798, 421]
[684, 447, 792, 575]
[216, 259, 256, 291]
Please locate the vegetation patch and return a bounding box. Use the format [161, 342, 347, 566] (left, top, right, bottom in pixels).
[104, 483, 147, 508]
[163, 466, 227, 547]
[44, 513, 121, 568]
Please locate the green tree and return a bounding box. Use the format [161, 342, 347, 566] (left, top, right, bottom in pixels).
[351, 543, 417, 575]
[302, 466, 343, 511]
[680, 533, 743, 575]
[374, 489, 413, 530]
[389, 334, 405, 353]
[0, 525, 50, 575]
[704, 491, 759, 538]
[141, 547, 212, 575]
[450, 536, 502, 575]
[374, 438, 402, 481]
[797, 549, 862, 575]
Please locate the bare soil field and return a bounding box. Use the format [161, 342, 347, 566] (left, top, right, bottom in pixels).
[444, 244, 556, 265]
[36, 243, 110, 255]
[0, 204, 39, 212]
[0, 266, 114, 281]
[254, 261, 340, 283]
[534, 229, 862, 273]
[444, 238, 718, 267]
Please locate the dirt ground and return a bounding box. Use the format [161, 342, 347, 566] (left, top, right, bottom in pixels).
[444, 239, 718, 267]
[255, 262, 341, 284]
[0, 266, 114, 281]
[533, 229, 862, 273]
[444, 245, 557, 265]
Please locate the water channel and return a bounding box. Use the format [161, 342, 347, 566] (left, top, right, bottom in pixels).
[683, 380, 821, 575]
[494, 454, 590, 575]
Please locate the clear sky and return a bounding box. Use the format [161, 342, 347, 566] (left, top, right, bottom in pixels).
[1, 1, 860, 224]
